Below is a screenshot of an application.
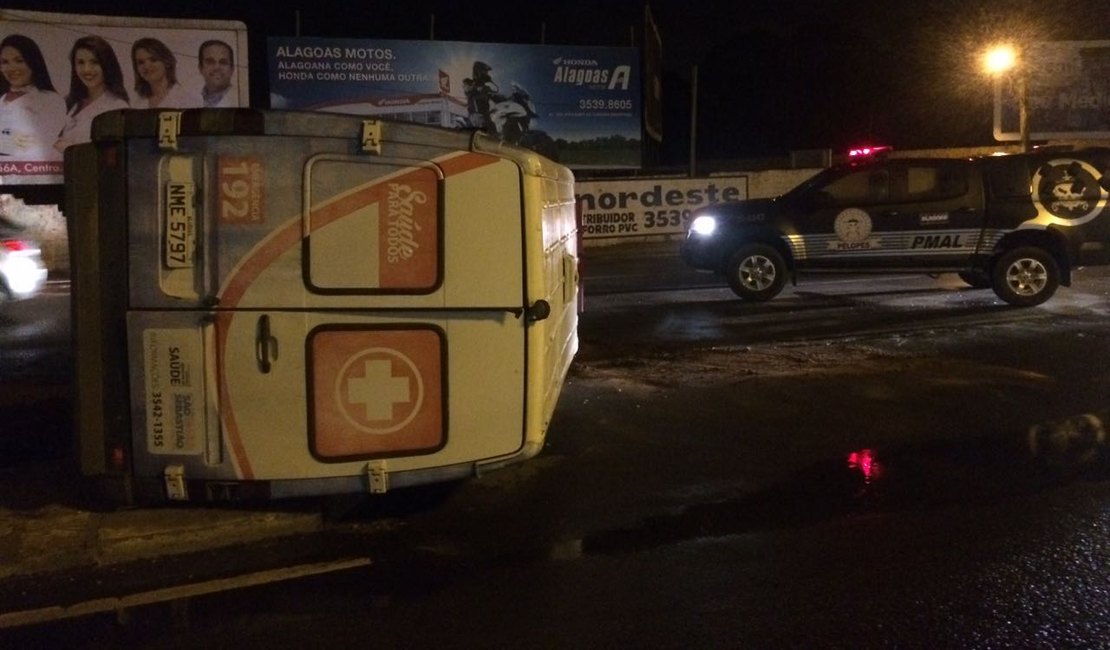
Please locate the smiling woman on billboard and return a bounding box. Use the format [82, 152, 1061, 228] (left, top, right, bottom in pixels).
[131, 37, 196, 109]
[0, 34, 67, 162]
[54, 35, 130, 153]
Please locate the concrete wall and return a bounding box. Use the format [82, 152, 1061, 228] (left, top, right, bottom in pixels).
[740, 168, 821, 200]
[583, 168, 821, 248]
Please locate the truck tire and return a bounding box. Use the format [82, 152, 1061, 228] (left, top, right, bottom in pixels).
[991, 246, 1059, 306]
[726, 244, 786, 301]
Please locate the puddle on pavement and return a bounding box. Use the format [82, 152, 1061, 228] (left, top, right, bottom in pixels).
[318, 412, 1110, 605]
[145, 411, 1102, 619]
[576, 411, 1110, 557]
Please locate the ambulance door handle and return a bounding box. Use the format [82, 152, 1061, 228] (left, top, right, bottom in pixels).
[255, 315, 278, 374]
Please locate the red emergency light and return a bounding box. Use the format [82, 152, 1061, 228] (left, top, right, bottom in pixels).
[848, 145, 892, 158]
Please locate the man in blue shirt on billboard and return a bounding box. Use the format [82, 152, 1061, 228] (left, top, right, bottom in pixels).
[198, 40, 236, 108]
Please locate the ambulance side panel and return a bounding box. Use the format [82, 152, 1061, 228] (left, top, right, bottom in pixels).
[65, 142, 132, 490]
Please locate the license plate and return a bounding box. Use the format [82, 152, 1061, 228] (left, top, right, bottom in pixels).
[164, 181, 196, 269]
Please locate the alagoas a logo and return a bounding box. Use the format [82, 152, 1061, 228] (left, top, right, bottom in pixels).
[1031, 158, 1108, 226]
[551, 56, 632, 90]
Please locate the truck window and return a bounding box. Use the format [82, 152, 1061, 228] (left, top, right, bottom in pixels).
[897, 165, 969, 203]
[822, 169, 890, 205]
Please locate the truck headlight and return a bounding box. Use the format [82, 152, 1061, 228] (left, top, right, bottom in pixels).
[690, 215, 718, 236]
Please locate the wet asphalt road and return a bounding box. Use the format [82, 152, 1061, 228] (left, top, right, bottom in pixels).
[3, 245, 1110, 647]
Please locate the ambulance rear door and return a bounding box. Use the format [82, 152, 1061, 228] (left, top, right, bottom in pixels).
[121, 117, 534, 495]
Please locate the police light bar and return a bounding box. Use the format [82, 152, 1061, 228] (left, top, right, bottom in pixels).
[849, 145, 892, 158]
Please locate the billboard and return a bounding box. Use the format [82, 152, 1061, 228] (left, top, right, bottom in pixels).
[995, 40, 1110, 141]
[576, 176, 748, 238]
[268, 37, 641, 169]
[0, 9, 248, 186]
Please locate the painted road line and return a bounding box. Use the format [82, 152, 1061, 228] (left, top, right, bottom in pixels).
[0, 557, 372, 628]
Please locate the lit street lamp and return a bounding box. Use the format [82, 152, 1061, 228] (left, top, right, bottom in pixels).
[983, 45, 1017, 76]
[983, 44, 1030, 152]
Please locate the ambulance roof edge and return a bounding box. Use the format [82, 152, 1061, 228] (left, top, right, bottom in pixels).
[470, 131, 572, 182]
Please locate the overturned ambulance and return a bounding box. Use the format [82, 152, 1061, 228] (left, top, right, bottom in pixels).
[66, 109, 579, 503]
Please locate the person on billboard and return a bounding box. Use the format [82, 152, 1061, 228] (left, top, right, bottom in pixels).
[0, 34, 67, 161]
[54, 35, 130, 153]
[198, 40, 236, 107]
[131, 37, 195, 109]
[463, 60, 503, 135]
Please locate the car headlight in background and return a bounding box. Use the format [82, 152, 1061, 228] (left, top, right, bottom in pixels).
[2, 255, 45, 295]
[1, 239, 48, 299]
[690, 215, 718, 236]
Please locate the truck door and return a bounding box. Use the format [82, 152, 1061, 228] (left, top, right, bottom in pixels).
[887, 162, 983, 267]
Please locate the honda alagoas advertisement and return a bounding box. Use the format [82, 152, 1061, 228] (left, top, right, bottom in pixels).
[268, 36, 641, 169]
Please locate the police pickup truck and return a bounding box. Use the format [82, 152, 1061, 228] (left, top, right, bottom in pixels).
[681, 148, 1110, 306]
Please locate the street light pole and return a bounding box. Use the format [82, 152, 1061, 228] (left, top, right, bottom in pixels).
[983, 44, 1031, 152]
[1018, 74, 1030, 152]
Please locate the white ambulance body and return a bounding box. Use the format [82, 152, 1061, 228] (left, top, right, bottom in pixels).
[66, 109, 578, 503]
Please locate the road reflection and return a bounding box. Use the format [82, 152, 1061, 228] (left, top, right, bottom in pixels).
[1, 289, 72, 465]
[579, 411, 1110, 557]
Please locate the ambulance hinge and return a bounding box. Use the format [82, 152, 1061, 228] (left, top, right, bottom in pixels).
[526, 299, 551, 322]
[365, 460, 389, 494]
[163, 464, 189, 501]
[158, 111, 184, 151]
[361, 120, 382, 155]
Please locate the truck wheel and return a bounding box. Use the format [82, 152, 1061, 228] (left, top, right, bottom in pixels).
[991, 247, 1059, 306]
[726, 244, 786, 301]
[957, 270, 991, 289]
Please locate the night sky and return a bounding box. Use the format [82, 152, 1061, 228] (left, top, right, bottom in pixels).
[5, 0, 1109, 164]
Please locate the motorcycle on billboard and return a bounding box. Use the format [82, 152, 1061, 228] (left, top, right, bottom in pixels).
[461, 61, 558, 161]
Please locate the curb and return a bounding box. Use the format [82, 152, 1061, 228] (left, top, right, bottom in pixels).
[95, 508, 323, 566]
[0, 504, 321, 580]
